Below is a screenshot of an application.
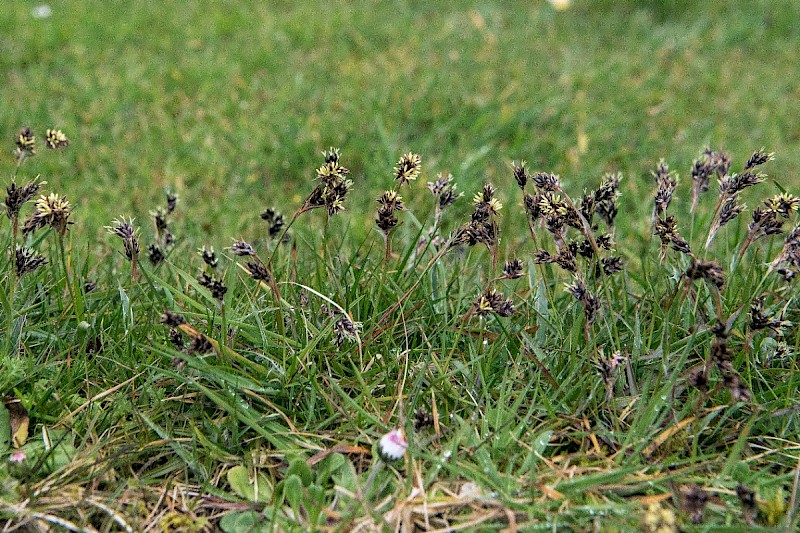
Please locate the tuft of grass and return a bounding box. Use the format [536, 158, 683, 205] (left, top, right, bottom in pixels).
[2, 120, 799, 530]
[2, 2, 800, 531]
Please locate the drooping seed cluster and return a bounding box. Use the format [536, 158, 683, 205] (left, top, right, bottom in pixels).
[4, 178, 44, 222]
[305, 148, 353, 217]
[375, 152, 422, 261]
[147, 191, 178, 265]
[705, 148, 772, 248]
[22, 193, 74, 236]
[690, 147, 730, 213]
[14, 245, 48, 277]
[260, 208, 286, 240]
[105, 217, 140, 262]
[320, 304, 362, 347]
[452, 183, 502, 249]
[515, 160, 623, 327]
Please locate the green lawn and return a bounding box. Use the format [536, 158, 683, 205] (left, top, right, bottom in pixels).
[1, 1, 800, 531]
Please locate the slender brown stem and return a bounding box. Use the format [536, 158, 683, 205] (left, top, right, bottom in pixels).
[365, 242, 452, 342]
[384, 235, 392, 264]
[737, 232, 754, 261]
[524, 347, 560, 389]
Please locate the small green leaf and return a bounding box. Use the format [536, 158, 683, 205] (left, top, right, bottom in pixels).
[282, 474, 304, 514]
[316, 452, 346, 484]
[227, 465, 272, 502]
[332, 456, 358, 493]
[287, 458, 313, 487]
[307, 483, 324, 504]
[219, 510, 269, 533]
[0, 404, 11, 453]
[532, 430, 553, 455]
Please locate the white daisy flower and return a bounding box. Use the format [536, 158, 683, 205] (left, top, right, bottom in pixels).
[379, 428, 408, 461]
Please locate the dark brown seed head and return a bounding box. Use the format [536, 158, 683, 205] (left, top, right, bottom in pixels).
[199, 246, 218, 268]
[161, 311, 186, 327]
[333, 315, 361, 345]
[472, 183, 502, 215]
[190, 335, 214, 354]
[197, 272, 227, 301]
[261, 208, 286, 237]
[554, 250, 577, 273]
[710, 337, 732, 365]
[524, 193, 542, 221]
[566, 280, 588, 302]
[245, 261, 270, 282]
[23, 193, 74, 236]
[531, 172, 560, 192]
[502, 258, 524, 279]
[718, 196, 745, 228]
[583, 294, 601, 324]
[4, 178, 44, 220]
[595, 172, 622, 204]
[601, 256, 624, 275]
[653, 159, 678, 215]
[15, 127, 36, 158]
[772, 226, 800, 269]
[105, 217, 140, 261]
[14, 245, 47, 276]
[686, 258, 725, 289]
[721, 370, 751, 403]
[376, 203, 399, 234]
[230, 240, 256, 257]
[166, 192, 178, 213]
[44, 129, 69, 149]
[579, 193, 596, 222]
[428, 173, 462, 209]
[377, 190, 404, 211]
[168, 328, 184, 348]
[147, 243, 165, 266]
[681, 484, 709, 524]
[512, 161, 528, 189]
[719, 171, 765, 197]
[710, 320, 728, 339]
[749, 207, 783, 241]
[394, 152, 422, 186]
[152, 207, 168, 231]
[744, 148, 774, 170]
[595, 234, 614, 250]
[533, 250, 554, 264]
[765, 193, 800, 219]
[414, 408, 434, 431]
[473, 290, 515, 318]
[685, 366, 709, 392]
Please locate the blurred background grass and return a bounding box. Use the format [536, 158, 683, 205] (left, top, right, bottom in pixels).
[2, 0, 799, 249]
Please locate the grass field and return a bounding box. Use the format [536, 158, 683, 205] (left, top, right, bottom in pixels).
[2, 1, 800, 531]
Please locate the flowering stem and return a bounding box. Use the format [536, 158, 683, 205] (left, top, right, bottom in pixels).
[131, 253, 138, 282]
[703, 195, 725, 252]
[57, 233, 75, 307]
[220, 301, 230, 350]
[736, 232, 755, 262]
[384, 234, 392, 264]
[562, 191, 621, 352]
[364, 241, 451, 344]
[266, 201, 310, 268]
[11, 216, 19, 246]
